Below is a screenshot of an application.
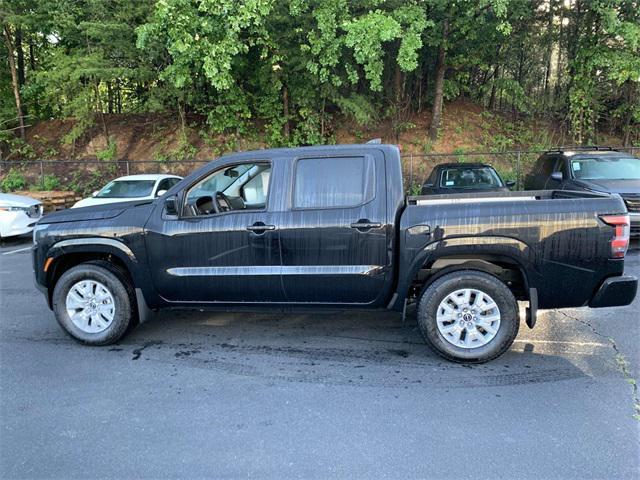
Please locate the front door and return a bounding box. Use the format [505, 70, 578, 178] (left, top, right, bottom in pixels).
[277, 151, 391, 305]
[145, 160, 285, 304]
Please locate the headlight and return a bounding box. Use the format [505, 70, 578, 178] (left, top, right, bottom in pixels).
[32, 223, 48, 246]
[0, 205, 28, 212]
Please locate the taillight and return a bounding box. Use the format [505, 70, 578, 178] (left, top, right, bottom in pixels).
[600, 214, 630, 258]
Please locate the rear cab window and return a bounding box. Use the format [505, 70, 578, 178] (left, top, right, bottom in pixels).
[293, 156, 375, 209]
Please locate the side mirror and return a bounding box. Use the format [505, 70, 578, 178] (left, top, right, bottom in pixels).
[424, 183, 434, 188]
[164, 196, 178, 216]
[550, 171, 563, 182]
[92, 191, 99, 197]
[156, 189, 167, 197]
[506, 180, 516, 189]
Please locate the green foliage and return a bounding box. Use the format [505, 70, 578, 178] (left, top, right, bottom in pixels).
[41, 174, 61, 190]
[333, 94, 378, 127]
[344, 11, 401, 91]
[3, 138, 36, 160]
[155, 128, 197, 161]
[65, 169, 110, 196]
[0, 0, 637, 152]
[0, 169, 27, 192]
[96, 137, 118, 161]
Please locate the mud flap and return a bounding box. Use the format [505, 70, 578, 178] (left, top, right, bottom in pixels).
[525, 288, 538, 329]
[135, 288, 154, 324]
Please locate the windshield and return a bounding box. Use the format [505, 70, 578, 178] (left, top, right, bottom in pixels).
[96, 180, 156, 198]
[570, 157, 640, 180]
[439, 166, 503, 189]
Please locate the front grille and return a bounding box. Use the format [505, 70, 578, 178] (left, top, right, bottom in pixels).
[623, 196, 640, 213]
[26, 204, 42, 218]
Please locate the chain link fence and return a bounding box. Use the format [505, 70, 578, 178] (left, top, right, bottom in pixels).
[0, 147, 637, 196]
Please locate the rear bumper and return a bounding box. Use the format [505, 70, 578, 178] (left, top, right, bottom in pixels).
[589, 275, 638, 308]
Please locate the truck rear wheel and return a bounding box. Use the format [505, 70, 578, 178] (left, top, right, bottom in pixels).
[52, 261, 136, 345]
[417, 270, 519, 363]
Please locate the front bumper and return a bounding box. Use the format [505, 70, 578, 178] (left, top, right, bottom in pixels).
[0, 210, 41, 238]
[589, 275, 638, 308]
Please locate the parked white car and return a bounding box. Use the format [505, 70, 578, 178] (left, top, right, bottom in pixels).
[0, 192, 43, 239]
[72, 174, 182, 208]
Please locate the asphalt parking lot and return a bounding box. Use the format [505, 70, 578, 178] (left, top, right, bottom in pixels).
[1, 235, 639, 479]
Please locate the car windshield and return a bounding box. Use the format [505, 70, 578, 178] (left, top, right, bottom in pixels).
[95, 180, 156, 198]
[570, 157, 640, 180]
[439, 166, 503, 188]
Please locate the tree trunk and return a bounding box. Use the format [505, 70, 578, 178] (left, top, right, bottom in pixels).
[543, 1, 555, 108]
[15, 27, 25, 88]
[554, 2, 565, 103]
[488, 65, 500, 110]
[107, 82, 114, 114]
[394, 63, 402, 104]
[116, 79, 122, 113]
[282, 84, 290, 139]
[429, 18, 449, 141]
[93, 80, 109, 140]
[29, 39, 35, 71]
[3, 26, 25, 141]
[417, 68, 423, 113]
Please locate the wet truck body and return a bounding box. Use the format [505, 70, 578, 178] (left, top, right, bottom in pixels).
[33, 144, 637, 362]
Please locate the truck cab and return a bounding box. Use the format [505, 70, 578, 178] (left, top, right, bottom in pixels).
[143, 145, 402, 306]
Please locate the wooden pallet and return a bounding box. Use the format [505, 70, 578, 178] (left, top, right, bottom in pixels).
[13, 191, 83, 213]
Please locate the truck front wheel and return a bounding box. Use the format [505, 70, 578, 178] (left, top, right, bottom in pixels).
[417, 270, 519, 363]
[52, 261, 136, 345]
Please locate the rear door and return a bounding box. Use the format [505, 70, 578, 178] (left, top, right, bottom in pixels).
[277, 150, 391, 305]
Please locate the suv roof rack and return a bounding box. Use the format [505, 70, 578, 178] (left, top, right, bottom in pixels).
[545, 146, 618, 155]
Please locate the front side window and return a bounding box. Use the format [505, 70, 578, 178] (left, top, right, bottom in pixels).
[439, 166, 503, 189]
[96, 180, 155, 198]
[294, 156, 374, 209]
[185, 163, 270, 216]
[570, 157, 640, 180]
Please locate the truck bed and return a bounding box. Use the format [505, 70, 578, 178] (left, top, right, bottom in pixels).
[399, 188, 628, 310]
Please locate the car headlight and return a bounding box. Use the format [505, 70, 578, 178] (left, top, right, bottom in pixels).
[0, 205, 28, 212]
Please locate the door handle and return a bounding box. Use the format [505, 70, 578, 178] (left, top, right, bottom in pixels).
[350, 221, 382, 230]
[246, 223, 276, 233]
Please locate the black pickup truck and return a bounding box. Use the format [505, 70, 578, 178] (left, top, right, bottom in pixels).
[32, 144, 637, 362]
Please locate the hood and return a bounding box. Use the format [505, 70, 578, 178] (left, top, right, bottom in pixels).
[39, 199, 152, 225]
[573, 179, 640, 195]
[72, 196, 152, 209]
[0, 192, 41, 207]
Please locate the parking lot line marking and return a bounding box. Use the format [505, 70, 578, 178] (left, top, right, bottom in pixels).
[2, 247, 32, 256]
[515, 339, 609, 347]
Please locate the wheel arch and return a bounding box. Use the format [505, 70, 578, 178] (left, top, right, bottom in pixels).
[43, 238, 152, 314]
[391, 237, 535, 310]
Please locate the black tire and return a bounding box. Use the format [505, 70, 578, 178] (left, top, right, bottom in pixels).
[52, 260, 136, 345]
[417, 270, 519, 363]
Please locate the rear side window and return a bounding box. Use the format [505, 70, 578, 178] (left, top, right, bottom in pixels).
[294, 156, 374, 209]
[538, 156, 558, 176]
